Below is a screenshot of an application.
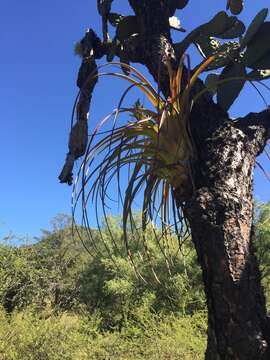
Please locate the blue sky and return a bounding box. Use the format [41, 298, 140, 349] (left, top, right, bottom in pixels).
[1, 0, 270, 239]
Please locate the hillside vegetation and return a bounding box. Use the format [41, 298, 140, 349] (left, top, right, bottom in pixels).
[0, 203, 269, 359]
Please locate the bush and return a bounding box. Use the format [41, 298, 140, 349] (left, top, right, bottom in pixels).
[0, 307, 206, 360]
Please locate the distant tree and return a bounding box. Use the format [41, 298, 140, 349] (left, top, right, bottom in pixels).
[0, 216, 83, 314]
[59, 1, 270, 358]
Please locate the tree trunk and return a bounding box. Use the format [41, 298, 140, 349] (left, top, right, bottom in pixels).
[181, 119, 270, 359]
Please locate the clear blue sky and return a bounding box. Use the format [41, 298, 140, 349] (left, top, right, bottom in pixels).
[1, 0, 270, 239]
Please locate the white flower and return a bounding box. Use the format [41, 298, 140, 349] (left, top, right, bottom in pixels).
[169, 16, 181, 30]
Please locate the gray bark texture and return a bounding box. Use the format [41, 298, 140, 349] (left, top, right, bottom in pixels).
[59, 1, 270, 358]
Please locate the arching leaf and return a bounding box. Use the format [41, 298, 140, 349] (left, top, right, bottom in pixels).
[241, 9, 268, 49]
[120, 55, 131, 75]
[116, 16, 139, 41]
[217, 62, 246, 111]
[243, 22, 270, 68]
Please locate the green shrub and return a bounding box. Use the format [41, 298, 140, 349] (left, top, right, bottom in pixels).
[0, 308, 206, 360]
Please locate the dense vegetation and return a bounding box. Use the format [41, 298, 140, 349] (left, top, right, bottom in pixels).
[0, 202, 269, 359]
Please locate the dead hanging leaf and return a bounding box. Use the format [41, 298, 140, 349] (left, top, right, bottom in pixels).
[217, 62, 246, 111]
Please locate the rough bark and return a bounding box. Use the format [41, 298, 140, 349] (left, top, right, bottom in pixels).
[183, 108, 270, 359]
[59, 1, 270, 358]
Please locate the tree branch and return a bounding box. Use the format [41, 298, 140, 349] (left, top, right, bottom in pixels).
[58, 30, 100, 184]
[234, 108, 270, 157]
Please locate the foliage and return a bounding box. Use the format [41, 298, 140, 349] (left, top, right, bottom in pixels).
[0, 202, 270, 358]
[0, 215, 207, 359]
[0, 215, 87, 314]
[0, 308, 206, 360]
[254, 201, 270, 310]
[77, 216, 205, 330]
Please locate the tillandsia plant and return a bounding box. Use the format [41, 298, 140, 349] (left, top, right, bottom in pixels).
[71, 54, 217, 269]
